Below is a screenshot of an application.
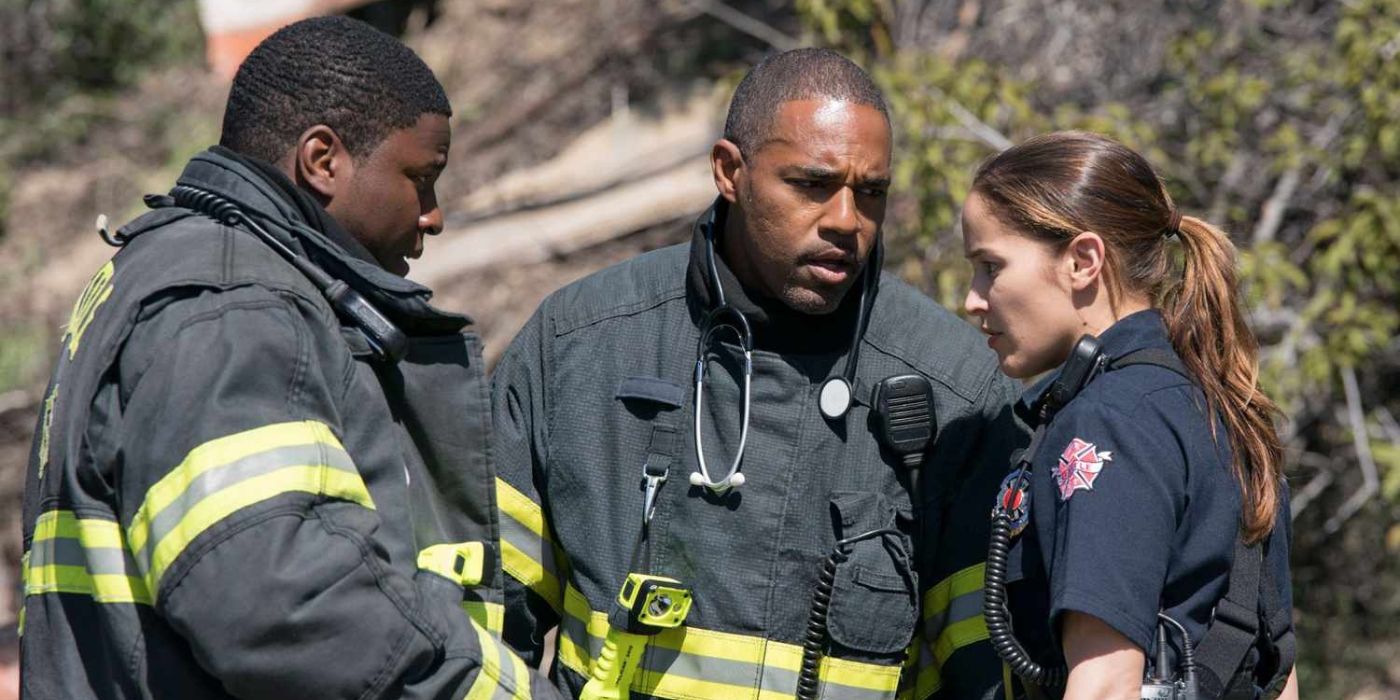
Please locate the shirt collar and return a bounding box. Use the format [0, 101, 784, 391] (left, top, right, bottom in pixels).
[684, 197, 865, 354]
[1015, 309, 1173, 426]
[167, 147, 471, 334]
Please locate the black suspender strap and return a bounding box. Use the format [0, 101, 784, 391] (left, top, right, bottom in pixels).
[1195, 540, 1265, 696]
[1108, 347, 1191, 378]
[1109, 346, 1296, 696]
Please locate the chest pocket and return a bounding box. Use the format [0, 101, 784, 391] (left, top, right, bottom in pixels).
[827, 491, 919, 657]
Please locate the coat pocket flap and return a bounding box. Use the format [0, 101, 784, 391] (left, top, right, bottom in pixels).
[615, 376, 685, 408]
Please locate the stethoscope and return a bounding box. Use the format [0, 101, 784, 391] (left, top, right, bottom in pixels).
[689, 223, 879, 494]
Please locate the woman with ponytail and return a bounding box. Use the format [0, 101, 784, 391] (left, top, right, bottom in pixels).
[960, 131, 1298, 699]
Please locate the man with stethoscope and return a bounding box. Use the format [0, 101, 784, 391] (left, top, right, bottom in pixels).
[491, 48, 1025, 700]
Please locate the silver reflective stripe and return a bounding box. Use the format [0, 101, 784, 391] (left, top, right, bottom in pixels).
[491, 629, 520, 700]
[132, 442, 356, 573]
[498, 509, 559, 578]
[925, 588, 983, 643]
[28, 534, 137, 576]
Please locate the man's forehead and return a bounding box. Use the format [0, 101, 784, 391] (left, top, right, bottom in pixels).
[758, 99, 890, 164]
[382, 113, 450, 159]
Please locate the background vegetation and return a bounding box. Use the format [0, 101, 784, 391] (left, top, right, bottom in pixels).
[0, 0, 1396, 697]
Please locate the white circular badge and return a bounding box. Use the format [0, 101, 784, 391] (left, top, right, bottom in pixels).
[819, 377, 853, 419]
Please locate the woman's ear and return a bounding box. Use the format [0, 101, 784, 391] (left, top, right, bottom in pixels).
[294, 125, 354, 202]
[710, 138, 745, 204]
[1065, 231, 1107, 292]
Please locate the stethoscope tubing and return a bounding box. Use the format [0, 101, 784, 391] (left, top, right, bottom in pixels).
[691, 337, 752, 493]
[691, 222, 879, 493]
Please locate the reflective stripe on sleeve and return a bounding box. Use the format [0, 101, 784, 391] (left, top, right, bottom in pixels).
[126, 420, 374, 595]
[24, 509, 151, 605]
[495, 478, 566, 612]
[464, 599, 505, 635]
[463, 618, 532, 700]
[906, 563, 990, 699]
[555, 583, 902, 700]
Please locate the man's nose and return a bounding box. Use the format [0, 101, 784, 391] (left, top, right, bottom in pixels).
[419, 197, 444, 236]
[820, 187, 861, 237]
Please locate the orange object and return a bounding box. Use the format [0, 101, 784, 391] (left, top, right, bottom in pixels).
[197, 0, 374, 79]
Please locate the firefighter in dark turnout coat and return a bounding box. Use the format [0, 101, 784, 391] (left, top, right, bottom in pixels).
[20, 17, 559, 700]
[492, 49, 1026, 700]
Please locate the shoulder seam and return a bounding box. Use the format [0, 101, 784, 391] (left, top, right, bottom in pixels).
[551, 287, 687, 337]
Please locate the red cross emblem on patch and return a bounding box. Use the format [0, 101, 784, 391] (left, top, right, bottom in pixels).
[1055, 437, 1112, 500]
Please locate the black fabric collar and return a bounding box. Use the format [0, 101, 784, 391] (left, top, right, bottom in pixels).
[212, 146, 380, 267]
[684, 198, 866, 354]
[163, 147, 470, 334]
[1015, 309, 1178, 426]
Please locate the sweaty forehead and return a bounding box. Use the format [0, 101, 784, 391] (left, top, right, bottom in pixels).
[758, 99, 891, 168]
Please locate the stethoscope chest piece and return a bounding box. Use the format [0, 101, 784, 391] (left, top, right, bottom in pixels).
[818, 376, 853, 420]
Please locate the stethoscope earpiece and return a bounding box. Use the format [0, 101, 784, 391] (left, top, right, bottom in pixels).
[688, 470, 746, 491]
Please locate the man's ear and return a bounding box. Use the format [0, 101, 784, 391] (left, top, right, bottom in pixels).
[293, 125, 354, 202]
[1065, 231, 1107, 292]
[710, 138, 744, 204]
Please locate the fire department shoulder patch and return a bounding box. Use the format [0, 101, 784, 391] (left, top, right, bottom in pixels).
[1055, 437, 1112, 500]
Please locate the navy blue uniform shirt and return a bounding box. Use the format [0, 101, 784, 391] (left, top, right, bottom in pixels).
[1007, 309, 1293, 680]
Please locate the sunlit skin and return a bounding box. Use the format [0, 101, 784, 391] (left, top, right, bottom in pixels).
[961, 191, 1148, 378]
[711, 99, 891, 314]
[279, 113, 451, 276]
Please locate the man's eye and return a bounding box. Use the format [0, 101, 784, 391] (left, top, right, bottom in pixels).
[789, 178, 821, 189]
[858, 186, 887, 198]
[982, 261, 1000, 277]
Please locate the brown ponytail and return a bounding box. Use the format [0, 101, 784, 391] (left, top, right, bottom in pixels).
[971, 131, 1284, 544]
[1165, 215, 1283, 543]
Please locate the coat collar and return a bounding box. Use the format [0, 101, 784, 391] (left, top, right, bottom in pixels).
[161, 147, 471, 334]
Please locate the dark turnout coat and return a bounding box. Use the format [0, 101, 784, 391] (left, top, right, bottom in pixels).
[492, 201, 1027, 700]
[19, 149, 560, 700]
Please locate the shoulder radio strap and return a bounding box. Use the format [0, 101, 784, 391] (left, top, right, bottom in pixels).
[1110, 347, 1295, 698]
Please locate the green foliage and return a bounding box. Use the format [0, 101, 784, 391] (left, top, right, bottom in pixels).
[0, 0, 203, 240]
[0, 322, 49, 394]
[0, 0, 204, 105]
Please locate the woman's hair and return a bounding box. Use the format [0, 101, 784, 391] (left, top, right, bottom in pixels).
[971, 130, 1283, 544]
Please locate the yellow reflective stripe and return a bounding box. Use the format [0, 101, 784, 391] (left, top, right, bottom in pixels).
[496, 478, 565, 611]
[907, 563, 991, 700]
[24, 510, 151, 605]
[464, 619, 530, 700]
[506, 639, 532, 700]
[932, 615, 988, 661]
[464, 600, 505, 635]
[911, 647, 941, 699]
[557, 584, 901, 700]
[921, 563, 983, 622]
[500, 540, 562, 610]
[128, 421, 359, 556]
[496, 478, 548, 538]
[126, 421, 372, 594]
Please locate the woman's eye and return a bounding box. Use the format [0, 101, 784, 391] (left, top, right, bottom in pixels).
[982, 261, 1000, 277]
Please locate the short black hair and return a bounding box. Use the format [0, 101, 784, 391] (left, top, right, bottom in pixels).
[220, 15, 451, 163]
[723, 48, 889, 154]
